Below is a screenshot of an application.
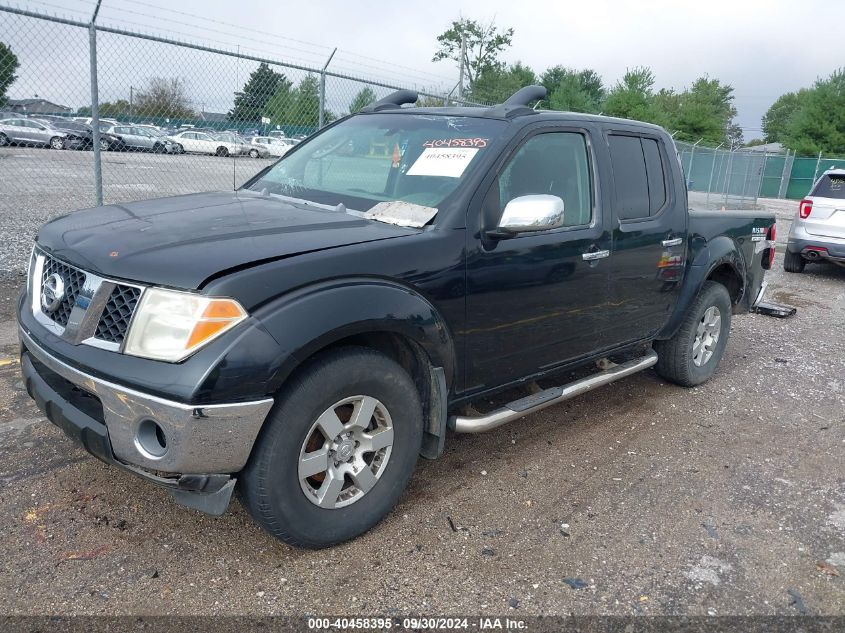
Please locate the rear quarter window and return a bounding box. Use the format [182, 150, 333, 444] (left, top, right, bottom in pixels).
[812, 174, 845, 199]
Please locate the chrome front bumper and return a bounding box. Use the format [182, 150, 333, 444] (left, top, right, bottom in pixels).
[20, 327, 274, 475]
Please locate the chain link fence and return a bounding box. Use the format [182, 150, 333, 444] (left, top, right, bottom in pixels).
[0, 5, 474, 236]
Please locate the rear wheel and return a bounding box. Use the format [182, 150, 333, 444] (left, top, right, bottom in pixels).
[49, 136, 64, 150]
[249, 148, 259, 158]
[215, 146, 229, 157]
[783, 249, 806, 273]
[173, 143, 184, 154]
[654, 281, 732, 387]
[99, 139, 110, 151]
[241, 347, 423, 548]
[0, 133, 9, 147]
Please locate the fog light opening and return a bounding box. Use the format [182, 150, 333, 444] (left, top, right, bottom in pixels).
[136, 418, 168, 458]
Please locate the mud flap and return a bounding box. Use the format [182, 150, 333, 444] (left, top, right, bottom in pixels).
[169, 478, 236, 516]
[420, 366, 447, 460]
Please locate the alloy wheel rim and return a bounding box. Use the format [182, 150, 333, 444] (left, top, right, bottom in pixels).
[298, 395, 394, 509]
[692, 306, 721, 367]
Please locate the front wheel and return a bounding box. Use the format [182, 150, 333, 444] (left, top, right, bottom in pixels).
[248, 148, 259, 158]
[0, 133, 9, 147]
[783, 249, 806, 273]
[654, 281, 732, 387]
[241, 347, 423, 548]
[49, 136, 64, 150]
[215, 146, 229, 157]
[99, 139, 110, 151]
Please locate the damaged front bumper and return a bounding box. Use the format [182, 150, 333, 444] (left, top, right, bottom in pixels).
[19, 327, 274, 515]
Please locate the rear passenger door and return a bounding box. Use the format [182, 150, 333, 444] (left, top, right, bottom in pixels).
[603, 132, 687, 348]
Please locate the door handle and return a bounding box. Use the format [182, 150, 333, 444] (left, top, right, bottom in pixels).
[662, 238, 683, 247]
[582, 250, 610, 261]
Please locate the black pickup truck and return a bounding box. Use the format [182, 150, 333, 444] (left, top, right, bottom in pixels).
[18, 86, 776, 547]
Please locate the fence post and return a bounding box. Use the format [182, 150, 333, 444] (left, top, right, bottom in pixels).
[687, 139, 702, 189]
[88, 0, 104, 206]
[723, 148, 735, 208]
[812, 150, 823, 183]
[777, 150, 792, 199]
[705, 143, 723, 206]
[318, 48, 337, 130]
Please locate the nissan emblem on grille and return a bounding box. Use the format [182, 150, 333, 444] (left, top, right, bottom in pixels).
[41, 273, 65, 313]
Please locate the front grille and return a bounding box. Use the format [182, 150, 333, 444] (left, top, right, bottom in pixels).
[41, 255, 86, 327]
[95, 284, 142, 344]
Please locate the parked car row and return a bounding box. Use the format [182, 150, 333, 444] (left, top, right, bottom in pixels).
[0, 115, 301, 159]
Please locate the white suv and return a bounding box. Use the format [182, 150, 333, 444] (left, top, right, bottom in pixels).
[785, 168, 845, 273]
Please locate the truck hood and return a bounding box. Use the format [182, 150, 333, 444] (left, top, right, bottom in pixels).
[36, 191, 418, 289]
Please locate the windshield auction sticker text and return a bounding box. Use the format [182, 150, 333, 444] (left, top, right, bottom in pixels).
[407, 147, 479, 178]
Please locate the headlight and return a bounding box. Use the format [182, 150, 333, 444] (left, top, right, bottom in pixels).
[124, 288, 247, 362]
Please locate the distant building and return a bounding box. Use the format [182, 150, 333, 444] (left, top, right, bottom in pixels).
[199, 111, 229, 123]
[7, 98, 72, 115]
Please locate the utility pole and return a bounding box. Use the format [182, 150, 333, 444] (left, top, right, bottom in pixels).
[458, 33, 466, 102]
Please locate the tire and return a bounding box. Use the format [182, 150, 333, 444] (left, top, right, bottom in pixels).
[152, 143, 165, 154]
[654, 281, 732, 387]
[215, 146, 229, 157]
[783, 249, 806, 273]
[49, 136, 65, 150]
[0, 133, 9, 147]
[174, 143, 184, 154]
[241, 346, 423, 548]
[249, 148, 259, 158]
[99, 139, 110, 151]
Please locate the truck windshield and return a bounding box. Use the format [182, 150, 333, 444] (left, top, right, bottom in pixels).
[245, 113, 506, 211]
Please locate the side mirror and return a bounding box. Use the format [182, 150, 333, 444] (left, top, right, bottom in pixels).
[494, 194, 565, 237]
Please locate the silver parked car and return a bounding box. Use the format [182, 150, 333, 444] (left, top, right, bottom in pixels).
[785, 168, 845, 273]
[249, 136, 291, 158]
[103, 124, 176, 153]
[0, 117, 71, 149]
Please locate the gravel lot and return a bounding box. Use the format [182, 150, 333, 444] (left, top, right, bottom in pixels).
[0, 160, 842, 616]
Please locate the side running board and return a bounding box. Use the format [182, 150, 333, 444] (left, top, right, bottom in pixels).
[448, 350, 658, 434]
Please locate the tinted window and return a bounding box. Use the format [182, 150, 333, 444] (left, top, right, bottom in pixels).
[812, 174, 845, 199]
[609, 135, 649, 219]
[498, 132, 593, 227]
[642, 138, 667, 213]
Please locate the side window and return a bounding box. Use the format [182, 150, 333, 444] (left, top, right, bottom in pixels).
[497, 132, 593, 227]
[196, 133, 211, 141]
[642, 138, 667, 213]
[608, 135, 649, 220]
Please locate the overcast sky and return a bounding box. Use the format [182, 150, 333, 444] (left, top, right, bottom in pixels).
[7, 0, 845, 139]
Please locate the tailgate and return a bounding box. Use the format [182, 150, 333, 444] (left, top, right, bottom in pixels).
[804, 197, 845, 240]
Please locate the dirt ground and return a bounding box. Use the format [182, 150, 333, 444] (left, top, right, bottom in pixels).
[0, 199, 843, 616]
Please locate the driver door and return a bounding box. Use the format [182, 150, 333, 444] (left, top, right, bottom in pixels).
[464, 127, 612, 391]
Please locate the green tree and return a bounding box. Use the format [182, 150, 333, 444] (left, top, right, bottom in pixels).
[669, 77, 738, 145]
[280, 75, 335, 128]
[230, 63, 286, 122]
[469, 61, 536, 104]
[262, 77, 294, 125]
[542, 66, 604, 112]
[782, 69, 845, 155]
[348, 87, 377, 114]
[432, 17, 514, 90]
[0, 42, 18, 107]
[762, 90, 808, 143]
[602, 67, 659, 122]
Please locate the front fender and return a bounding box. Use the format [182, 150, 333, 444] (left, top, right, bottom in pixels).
[658, 236, 745, 340]
[253, 278, 456, 392]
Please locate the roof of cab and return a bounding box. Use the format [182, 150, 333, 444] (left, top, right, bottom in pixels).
[356, 85, 667, 134]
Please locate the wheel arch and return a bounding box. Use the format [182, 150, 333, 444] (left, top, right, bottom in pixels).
[658, 237, 746, 340]
[254, 278, 455, 459]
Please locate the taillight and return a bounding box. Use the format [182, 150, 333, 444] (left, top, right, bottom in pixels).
[765, 223, 776, 268]
[799, 199, 813, 219]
